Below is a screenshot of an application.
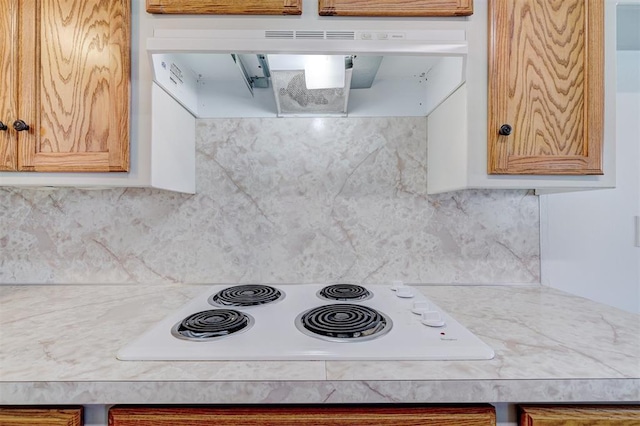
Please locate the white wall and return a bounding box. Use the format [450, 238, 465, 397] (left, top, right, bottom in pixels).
[540, 49, 640, 314]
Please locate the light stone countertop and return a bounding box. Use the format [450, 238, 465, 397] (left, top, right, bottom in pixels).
[0, 284, 638, 405]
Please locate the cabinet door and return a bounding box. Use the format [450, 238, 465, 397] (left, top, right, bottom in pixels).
[110, 405, 496, 425]
[146, 0, 302, 15]
[0, 0, 18, 171]
[17, 0, 130, 172]
[488, 0, 604, 175]
[318, 0, 473, 16]
[0, 407, 82, 425]
[519, 405, 640, 425]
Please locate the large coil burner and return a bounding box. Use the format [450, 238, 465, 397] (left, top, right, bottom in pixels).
[209, 284, 284, 307]
[317, 284, 372, 301]
[171, 309, 254, 341]
[295, 304, 392, 342]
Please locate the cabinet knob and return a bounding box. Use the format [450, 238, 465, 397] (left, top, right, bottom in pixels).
[13, 119, 30, 132]
[0, 121, 7, 131]
[498, 124, 512, 136]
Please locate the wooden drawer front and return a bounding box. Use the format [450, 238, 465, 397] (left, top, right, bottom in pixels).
[110, 404, 496, 425]
[146, 0, 302, 15]
[519, 405, 640, 425]
[0, 407, 82, 426]
[319, 0, 473, 16]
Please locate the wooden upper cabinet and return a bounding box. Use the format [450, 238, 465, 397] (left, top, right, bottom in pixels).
[146, 0, 303, 15]
[488, 0, 604, 175]
[519, 405, 640, 425]
[0, 0, 18, 171]
[0, 407, 82, 426]
[110, 405, 496, 425]
[0, 0, 130, 173]
[15, 0, 131, 172]
[318, 0, 473, 16]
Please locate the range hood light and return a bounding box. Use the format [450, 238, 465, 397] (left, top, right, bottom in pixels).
[304, 55, 345, 89]
[267, 54, 347, 90]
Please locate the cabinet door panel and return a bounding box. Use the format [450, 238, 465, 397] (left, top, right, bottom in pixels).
[18, 0, 130, 172]
[488, 0, 604, 175]
[0, 407, 82, 426]
[519, 405, 640, 425]
[0, 0, 18, 171]
[318, 0, 473, 16]
[146, 0, 302, 15]
[110, 405, 496, 425]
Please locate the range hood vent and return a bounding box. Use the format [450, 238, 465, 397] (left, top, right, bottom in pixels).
[265, 30, 294, 39]
[295, 31, 325, 40]
[264, 30, 356, 40]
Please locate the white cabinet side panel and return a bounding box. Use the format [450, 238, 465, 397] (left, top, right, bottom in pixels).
[152, 53, 201, 116]
[151, 83, 196, 194]
[422, 56, 465, 116]
[427, 84, 468, 194]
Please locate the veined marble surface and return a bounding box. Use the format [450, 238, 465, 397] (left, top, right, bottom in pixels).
[0, 284, 638, 404]
[0, 117, 539, 285]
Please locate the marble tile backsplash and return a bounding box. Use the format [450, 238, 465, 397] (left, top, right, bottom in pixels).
[0, 118, 539, 285]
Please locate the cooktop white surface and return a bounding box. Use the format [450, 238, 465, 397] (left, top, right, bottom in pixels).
[117, 284, 494, 361]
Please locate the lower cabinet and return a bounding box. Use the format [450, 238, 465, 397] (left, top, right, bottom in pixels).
[0, 407, 82, 425]
[519, 405, 640, 425]
[109, 404, 496, 425]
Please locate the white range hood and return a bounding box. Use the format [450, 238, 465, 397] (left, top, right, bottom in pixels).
[145, 22, 471, 193]
[147, 28, 468, 118]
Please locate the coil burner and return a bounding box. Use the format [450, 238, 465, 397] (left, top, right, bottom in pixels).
[209, 284, 284, 307]
[317, 284, 372, 301]
[295, 304, 392, 342]
[171, 309, 254, 341]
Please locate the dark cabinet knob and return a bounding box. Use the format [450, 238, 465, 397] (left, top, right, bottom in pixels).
[0, 121, 7, 131]
[498, 124, 512, 136]
[13, 119, 30, 132]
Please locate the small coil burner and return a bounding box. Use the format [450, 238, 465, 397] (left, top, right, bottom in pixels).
[171, 309, 254, 341]
[209, 284, 284, 307]
[317, 284, 372, 301]
[295, 304, 392, 342]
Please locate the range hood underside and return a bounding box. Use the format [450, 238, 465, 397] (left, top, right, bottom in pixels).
[148, 30, 467, 118]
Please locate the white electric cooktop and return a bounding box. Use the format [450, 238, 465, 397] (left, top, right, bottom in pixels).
[117, 283, 494, 361]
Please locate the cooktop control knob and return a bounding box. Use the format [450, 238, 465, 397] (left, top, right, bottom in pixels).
[390, 280, 404, 291]
[421, 311, 445, 327]
[395, 286, 414, 298]
[411, 300, 430, 314]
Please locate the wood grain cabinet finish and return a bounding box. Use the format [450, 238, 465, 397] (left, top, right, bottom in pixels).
[318, 0, 473, 16]
[0, 407, 82, 426]
[0, 0, 130, 172]
[0, 0, 18, 170]
[109, 405, 496, 425]
[488, 0, 604, 175]
[519, 405, 640, 425]
[146, 0, 303, 15]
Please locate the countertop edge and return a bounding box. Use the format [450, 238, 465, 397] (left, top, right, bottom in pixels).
[2, 378, 639, 405]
